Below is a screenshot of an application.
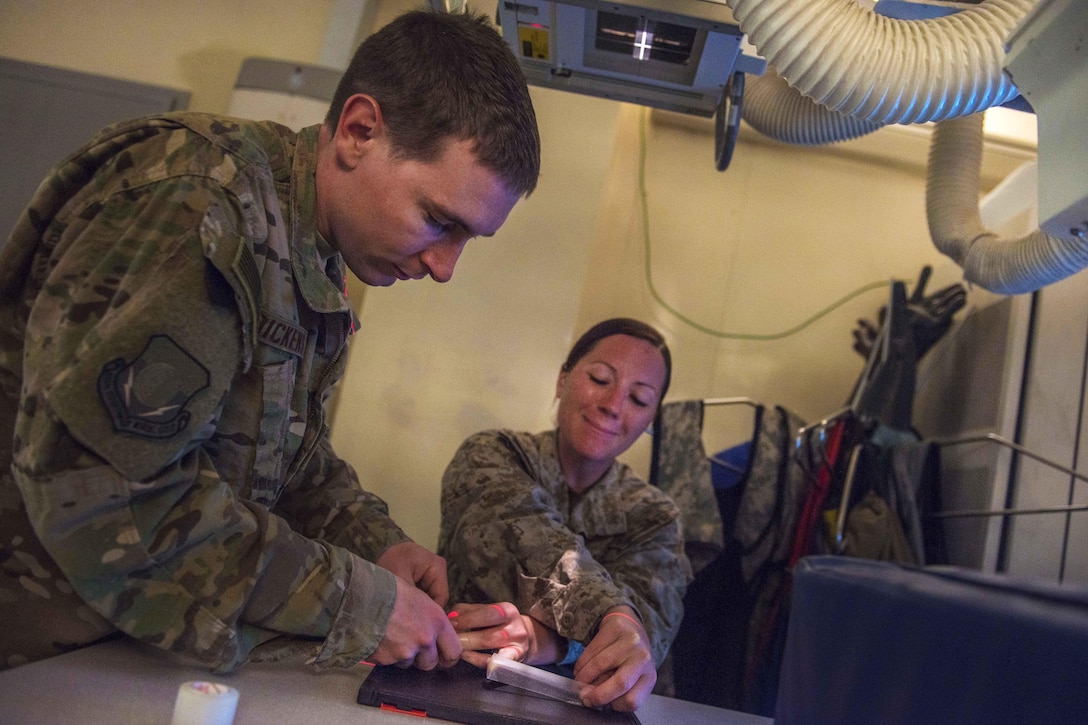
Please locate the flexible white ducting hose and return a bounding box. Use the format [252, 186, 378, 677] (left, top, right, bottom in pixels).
[725, 0, 1031, 125]
[725, 0, 1088, 293]
[742, 65, 884, 145]
[927, 114, 1088, 294]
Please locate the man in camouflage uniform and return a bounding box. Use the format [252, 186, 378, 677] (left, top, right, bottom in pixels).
[0, 10, 539, 672]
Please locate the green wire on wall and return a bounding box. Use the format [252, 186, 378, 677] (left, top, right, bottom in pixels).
[637, 108, 900, 341]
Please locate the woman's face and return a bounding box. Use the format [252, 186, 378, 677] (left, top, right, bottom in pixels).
[555, 334, 667, 483]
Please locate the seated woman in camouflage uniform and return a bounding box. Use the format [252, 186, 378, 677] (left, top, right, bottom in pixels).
[436, 318, 693, 712]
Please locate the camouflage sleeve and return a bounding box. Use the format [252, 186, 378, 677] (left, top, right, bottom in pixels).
[274, 435, 412, 561]
[440, 431, 633, 647]
[12, 177, 394, 672]
[585, 481, 693, 666]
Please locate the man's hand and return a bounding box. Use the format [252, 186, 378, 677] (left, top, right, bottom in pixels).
[376, 541, 449, 607]
[447, 601, 560, 668]
[573, 607, 655, 712]
[368, 575, 462, 670]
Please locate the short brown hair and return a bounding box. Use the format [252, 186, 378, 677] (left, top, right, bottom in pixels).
[325, 10, 541, 197]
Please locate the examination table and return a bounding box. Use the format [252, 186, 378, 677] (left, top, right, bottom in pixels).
[0, 636, 772, 724]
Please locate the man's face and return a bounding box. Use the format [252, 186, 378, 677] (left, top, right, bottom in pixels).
[319, 122, 522, 287]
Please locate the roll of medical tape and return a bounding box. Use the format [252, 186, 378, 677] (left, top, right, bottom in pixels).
[170, 680, 240, 725]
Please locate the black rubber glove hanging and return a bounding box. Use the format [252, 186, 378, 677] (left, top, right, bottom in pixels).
[850, 281, 918, 431]
[852, 266, 966, 360]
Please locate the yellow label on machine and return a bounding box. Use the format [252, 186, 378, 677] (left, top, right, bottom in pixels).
[517, 26, 550, 60]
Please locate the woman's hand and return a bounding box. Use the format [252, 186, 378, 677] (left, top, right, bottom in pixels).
[573, 607, 656, 712]
[447, 602, 560, 668]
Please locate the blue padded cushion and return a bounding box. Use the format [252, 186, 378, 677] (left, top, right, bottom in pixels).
[775, 555, 1088, 725]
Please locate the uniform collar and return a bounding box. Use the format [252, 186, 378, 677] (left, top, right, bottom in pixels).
[289, 125, 357, 322]
[540, 429, 622, 495]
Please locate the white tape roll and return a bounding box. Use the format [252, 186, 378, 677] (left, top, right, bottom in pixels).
[170, 681, 239, 725]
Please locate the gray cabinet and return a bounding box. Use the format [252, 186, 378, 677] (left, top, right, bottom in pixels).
[0, 57, 189, 244]
[915, 161, 1088, 583]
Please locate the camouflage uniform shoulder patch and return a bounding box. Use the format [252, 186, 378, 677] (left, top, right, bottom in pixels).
[97, 334, 210, 439]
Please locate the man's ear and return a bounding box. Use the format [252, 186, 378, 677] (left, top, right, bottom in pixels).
[334, 94, 383, 167]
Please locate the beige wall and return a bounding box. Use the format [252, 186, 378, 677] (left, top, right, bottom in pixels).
[577, 110, 1026, 458]
[0, 0, 334, 113]
[1, 1, 1037, 551]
